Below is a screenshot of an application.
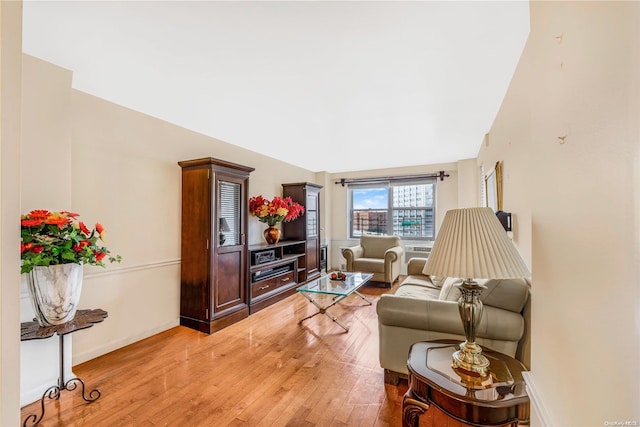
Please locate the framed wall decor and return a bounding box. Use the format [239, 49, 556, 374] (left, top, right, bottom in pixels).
[484, 161, 502, 212]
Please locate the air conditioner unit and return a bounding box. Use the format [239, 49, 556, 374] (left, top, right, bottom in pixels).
[404, 245, 432, 262]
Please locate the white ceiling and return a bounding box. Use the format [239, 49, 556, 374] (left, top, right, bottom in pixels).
[22, 1, 529, 173]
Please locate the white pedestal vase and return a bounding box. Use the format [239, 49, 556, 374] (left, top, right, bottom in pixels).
[25, 264, 83, 326]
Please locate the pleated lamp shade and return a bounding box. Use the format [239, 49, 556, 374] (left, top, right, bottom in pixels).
[423, 207, 530, 279]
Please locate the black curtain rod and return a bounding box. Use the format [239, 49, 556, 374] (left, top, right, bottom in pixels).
[334, 171, 450, 186]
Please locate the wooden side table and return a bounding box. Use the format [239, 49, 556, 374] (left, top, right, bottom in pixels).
[402, 340, 529, 427]
[21, 309, 108, 427]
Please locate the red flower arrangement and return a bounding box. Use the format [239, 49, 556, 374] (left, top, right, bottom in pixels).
[249, 196, 305, 226]
[20, 210, 121, 274]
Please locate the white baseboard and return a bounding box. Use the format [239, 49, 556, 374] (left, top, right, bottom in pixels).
[522, 371, 554, 427]
[72, 319, 179, 365]
[21, 377, 62, 408]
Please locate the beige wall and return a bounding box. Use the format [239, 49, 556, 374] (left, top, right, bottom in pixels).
[1, 1, 23, 424]
[21, 55, 73, 210]
[479, 1, 640, 425]
[477, 31, 533, 270]
[456, 158, 479, 209]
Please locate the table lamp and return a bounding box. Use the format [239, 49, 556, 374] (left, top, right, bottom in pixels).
[422, 207, 530, 376]
[219, 217, 231, 245]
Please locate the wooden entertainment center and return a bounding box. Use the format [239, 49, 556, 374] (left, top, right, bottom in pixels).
[248, 240, 306, 313]
[178, 159, 324, 331]
[248, 182, 324, 313]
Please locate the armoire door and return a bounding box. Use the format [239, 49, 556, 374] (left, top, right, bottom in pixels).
[306, 189, 320, 278]
[214, 175, 247, 317]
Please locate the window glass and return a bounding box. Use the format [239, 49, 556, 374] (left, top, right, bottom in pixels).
[218, 180, 241, 246]
[350, 185, 388, 237]
[348, 180, 435, 240]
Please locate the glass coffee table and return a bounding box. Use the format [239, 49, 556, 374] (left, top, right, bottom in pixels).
[296, 272, 374, 332]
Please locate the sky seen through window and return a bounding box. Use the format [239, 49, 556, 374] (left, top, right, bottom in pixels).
[353, 188, 387, 210]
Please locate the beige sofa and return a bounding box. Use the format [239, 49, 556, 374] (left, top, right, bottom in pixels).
[377, 257, 530, 385]
[342, 235, 404, 287]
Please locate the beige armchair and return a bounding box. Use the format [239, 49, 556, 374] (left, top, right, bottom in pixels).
[341, 234, 403, 287]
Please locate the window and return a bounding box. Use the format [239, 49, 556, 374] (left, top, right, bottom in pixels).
[348, 179, 436, 240]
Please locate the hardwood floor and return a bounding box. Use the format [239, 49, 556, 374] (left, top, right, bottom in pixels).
[21, 282, 410, 426]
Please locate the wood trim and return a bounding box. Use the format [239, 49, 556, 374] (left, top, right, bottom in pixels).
[84, 259, 181, 279]
[177, 157, 255, 173]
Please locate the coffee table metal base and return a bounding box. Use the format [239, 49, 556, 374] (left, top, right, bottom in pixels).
[298, 290, 372, 332]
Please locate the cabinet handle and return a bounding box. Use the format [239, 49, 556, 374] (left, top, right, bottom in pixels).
[280, 277, 290, 282]
[259, 285, 270, 290]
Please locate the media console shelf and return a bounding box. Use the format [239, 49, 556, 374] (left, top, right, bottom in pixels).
[248, 240, 306, 313]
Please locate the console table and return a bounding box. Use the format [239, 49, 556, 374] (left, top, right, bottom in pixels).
[21, 309, 108, 427]
[402, 340, 529, 427]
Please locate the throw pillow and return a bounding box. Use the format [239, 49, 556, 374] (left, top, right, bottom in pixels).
[421, 262, 446, 288]
[429, 275, 447, 288]
[438, 277, 465, 300]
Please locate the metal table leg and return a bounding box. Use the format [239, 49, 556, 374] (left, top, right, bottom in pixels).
[354, 291, 373, 305]
[298, 293, 351, 332]
[23, 334, 102, 427]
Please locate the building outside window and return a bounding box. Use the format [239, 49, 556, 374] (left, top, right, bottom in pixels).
[348, 179, 435, 240]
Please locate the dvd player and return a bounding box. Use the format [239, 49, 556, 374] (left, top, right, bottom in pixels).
[252, 265, 290, 282]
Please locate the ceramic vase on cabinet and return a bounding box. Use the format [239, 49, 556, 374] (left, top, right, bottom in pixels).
[264, 226, 281, 244]
[26, 264, 83, 326]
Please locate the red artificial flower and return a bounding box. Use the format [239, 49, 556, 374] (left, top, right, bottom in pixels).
[95, 223, 107, 241]
[28, 210, 50, 219]
[44, 215, 71, 229]
[78, 221, 90, 235]
[248, 195, 305, 224]
[21, 219, 43, 227]
[73, 240, 90, 252]
[249, 195, 267, 216]
[285, 202, 305, 221]
[60, 211, 80, 217]
[31, 245, 44, 254]
[94, 251, 107, 262]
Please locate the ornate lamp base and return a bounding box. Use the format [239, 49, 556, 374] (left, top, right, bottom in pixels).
[453, 341, 490, 376]
[454, 279, 490, 377]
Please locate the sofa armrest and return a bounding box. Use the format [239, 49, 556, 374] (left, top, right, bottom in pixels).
[407, 257, 428, 275]
[377, 295, 462, 333]
[384, 246, 403, 263]
[383, 246, 404, 285]
[341, 245, 363, 271]
[377, 295, 524, 342]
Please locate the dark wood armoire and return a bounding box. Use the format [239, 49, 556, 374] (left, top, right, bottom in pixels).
[282, 182, 323, 283]
[178, 157, 254, 334]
